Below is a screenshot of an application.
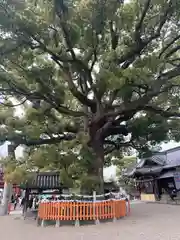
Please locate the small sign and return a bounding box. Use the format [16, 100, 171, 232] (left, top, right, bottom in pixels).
[31, 190, 38, 194]
[176, 166, 180, 172]
[174, 172, 180, 189]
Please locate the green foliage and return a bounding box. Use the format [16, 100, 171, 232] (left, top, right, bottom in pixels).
[114, 156, 136, 169]
[80, 175, 101, 193]
[116, 156, 137, 193]
[0, 156, 28, 184]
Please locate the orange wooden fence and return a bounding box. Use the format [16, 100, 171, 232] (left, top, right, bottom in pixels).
[38, 200, 126, 221]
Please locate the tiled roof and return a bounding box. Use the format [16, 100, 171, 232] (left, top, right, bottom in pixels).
[21, 172, 61, 190]
[126, 146, 180, 178]
[151, 155, 166, 165]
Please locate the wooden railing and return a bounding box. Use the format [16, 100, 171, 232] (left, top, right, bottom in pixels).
[38, 200, 127, 222]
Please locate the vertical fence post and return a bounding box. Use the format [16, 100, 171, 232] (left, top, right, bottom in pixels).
[75, 202, 80, 227]
[113, 200, 117, 222]
[55, 202, 61, 227]
[41, 203, 46, 228]
[93, 191, 99, 224]
[126, 200, 130, 216]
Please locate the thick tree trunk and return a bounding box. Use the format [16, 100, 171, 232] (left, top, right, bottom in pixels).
[92, 139, 104, 194]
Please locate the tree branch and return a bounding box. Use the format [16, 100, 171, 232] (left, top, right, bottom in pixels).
[0, 41, 26, 57]
[3, 20, 95, 112]
[165, 45, 180, 58]
[117, 0, 174, 68]
[109, 21, 119, 50]
[102, 125, 129, 139]
[24, 134, 75, 146]
[135, 0, 151, 39]
[30, 35, 96, 111]
[159, 34, 180, 58]
[1, 61, 86, 117]
[105, 66, 180, 118]
[52, 4, 99, 109]
[0, 98, 27, 107]
[104, 141, 133, 155]
[108, 1, 174, 109]
[0, 134, 76, 147]
[144, 105, 180, 118]
[108, 89, 121, 107]
[104, 140, 119, 148]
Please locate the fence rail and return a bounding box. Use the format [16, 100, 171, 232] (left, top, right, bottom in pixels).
[38, 200, 127, 221]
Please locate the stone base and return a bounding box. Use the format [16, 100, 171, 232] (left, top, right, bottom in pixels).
[0, 205, 8, 216]
[74, 220, 80, 227]
[38, 217, 126, 227]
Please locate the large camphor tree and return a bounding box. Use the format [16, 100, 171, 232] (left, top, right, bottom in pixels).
[1, 0, 180, 193]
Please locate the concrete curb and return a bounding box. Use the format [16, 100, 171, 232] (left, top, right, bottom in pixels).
[145, 201, 180, 206]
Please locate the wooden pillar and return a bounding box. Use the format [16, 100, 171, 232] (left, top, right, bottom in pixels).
[23, 188, 30, 219]
[154, 179, 160, 201]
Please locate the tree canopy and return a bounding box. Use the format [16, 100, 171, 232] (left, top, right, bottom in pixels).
[1, 0, 180, 192]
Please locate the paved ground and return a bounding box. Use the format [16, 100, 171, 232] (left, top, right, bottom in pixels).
[1, 202, 180, 240]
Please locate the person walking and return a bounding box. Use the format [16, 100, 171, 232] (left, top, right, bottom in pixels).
[14, 195, 19, 210]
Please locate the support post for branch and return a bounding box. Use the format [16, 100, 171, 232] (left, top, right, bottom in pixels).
[0, 144, 15, 216]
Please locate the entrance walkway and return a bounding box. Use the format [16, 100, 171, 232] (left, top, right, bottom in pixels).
[1, 202, 180, 240]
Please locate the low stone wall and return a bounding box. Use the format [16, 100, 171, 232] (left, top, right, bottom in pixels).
[146, 193, 180, 205]
[159, 193, 180, 205]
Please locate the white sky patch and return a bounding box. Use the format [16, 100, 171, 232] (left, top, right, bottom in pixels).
[11, 99, 25, 117]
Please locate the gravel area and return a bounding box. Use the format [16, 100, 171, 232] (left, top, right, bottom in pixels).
[1, 202, 180, 240]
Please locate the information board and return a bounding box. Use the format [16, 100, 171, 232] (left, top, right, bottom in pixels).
[174, 172, 180, 190]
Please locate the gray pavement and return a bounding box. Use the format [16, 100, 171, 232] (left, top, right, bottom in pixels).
[1, 202, 180, 240]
